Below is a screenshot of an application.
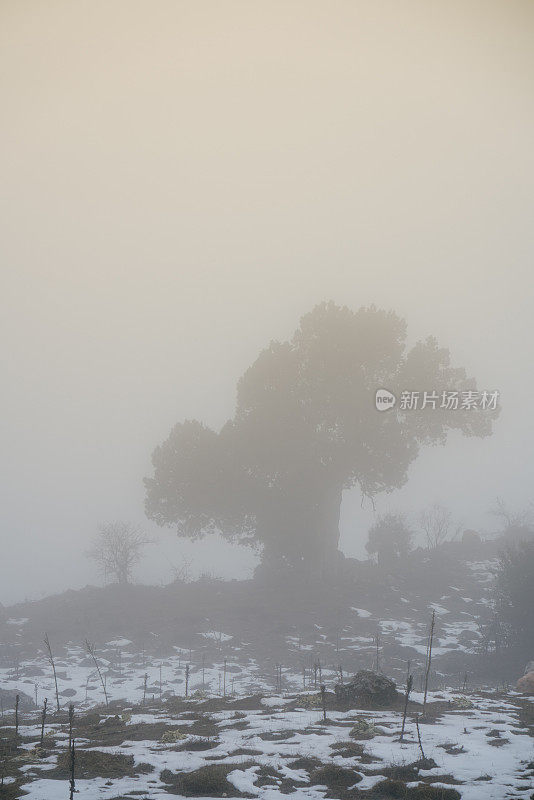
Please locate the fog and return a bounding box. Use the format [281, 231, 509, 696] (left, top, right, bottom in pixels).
[2, 0, 534, 605]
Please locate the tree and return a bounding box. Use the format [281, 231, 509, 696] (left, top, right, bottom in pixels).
[88, 522, 153, 585]
[145, 302, 497, 575]
[490, 498, 534, 544]
[366, 513, 413, 566]
[488, 540, 534, 649]
[419, 503, 455, 550]
[43, 633, 61, 712]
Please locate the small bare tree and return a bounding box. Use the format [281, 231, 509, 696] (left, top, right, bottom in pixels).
[85, 640, 109, 707]
[400, 673, 413, 741]
[490, 498, 529, 528]
[490, 498, 533, 542]
[422, 610, 436, 716]
[69, 742, 75, 800]
[44, 633, 61, 712]
[172, 553, 193, 584]
[14, 694, 19, 736]
[39, 698, 48, 747]
[87, 522, 153, 585]
[419, 504, 453, 550]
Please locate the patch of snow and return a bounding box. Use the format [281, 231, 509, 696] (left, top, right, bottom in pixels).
[351, 607, 372, 617]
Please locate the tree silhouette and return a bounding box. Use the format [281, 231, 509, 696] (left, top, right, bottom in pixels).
[419, 503, 454, 550]
[88, 522, 153, 584]
[145, 302, 497, 575]
[366, 513, 413, 566]
[490, 498, 534, 544]
[491, 540, 534, 648]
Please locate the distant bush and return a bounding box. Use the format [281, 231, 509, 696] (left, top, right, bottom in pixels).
[366, 513, 413, 566]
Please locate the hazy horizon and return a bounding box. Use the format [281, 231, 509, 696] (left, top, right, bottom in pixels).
[2, 1, 534, 606]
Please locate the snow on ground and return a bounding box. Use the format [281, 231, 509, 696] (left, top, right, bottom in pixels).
[429, 603, 449, 616]
[1, 558, 531, 798]
[106, 638, 132, 647]
[7, 687, 534, 800]
[467, 560, 499, 584]
[0, 607, 486, 710]
[351, 608, 373, 618]
[200, 630, 233, 642]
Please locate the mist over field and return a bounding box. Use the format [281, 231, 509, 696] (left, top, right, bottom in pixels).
[1, 4, 533, 800]
[1, 0, 534, 603]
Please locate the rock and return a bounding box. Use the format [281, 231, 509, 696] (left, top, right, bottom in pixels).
[451, 696, 475, 709]
[516, 671, 534, 694]
[348, 717, 386, 739]
[160, 729, 188, 743]
[462, 529, 481, 547]
[524, 660, 534, 674]
[335, 670, 399, 707]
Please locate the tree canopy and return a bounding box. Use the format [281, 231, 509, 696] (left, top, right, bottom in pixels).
[145, 302, 497, 574]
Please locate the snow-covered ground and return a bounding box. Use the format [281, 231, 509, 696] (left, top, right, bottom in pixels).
[1, 557, 532, 798]
[3, 687, 533, 800]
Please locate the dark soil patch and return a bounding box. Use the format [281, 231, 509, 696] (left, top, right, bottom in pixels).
[166, 694, 264, 714]
[188, 717, 219, 738]
[78, 717, 187, 746]
[160, 763, 255, 797]
[515, 698, 534, 732]
[437, 742, 466, 755]
[252, 765, 308, 794]
[366, 780, 461, 798]
[0, 779, 29, 800]
[258, 729, 295, 741]
[375, 765, 419, 782]
[418, 775, 463, 787]
[287, 756, 322, 771]
[309, 763, 362, 790]
[50, 749, 153, 779]
[330, 740, 376, 763]
[74, 712, 101, 728]
[253, 765, 283, 787]
[221, 720, 250, 731]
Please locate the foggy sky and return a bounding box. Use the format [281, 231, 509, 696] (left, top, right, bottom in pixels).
[2, 1, 534, 605]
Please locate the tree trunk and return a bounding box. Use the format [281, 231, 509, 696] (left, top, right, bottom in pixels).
[257, 486, 343, 579]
